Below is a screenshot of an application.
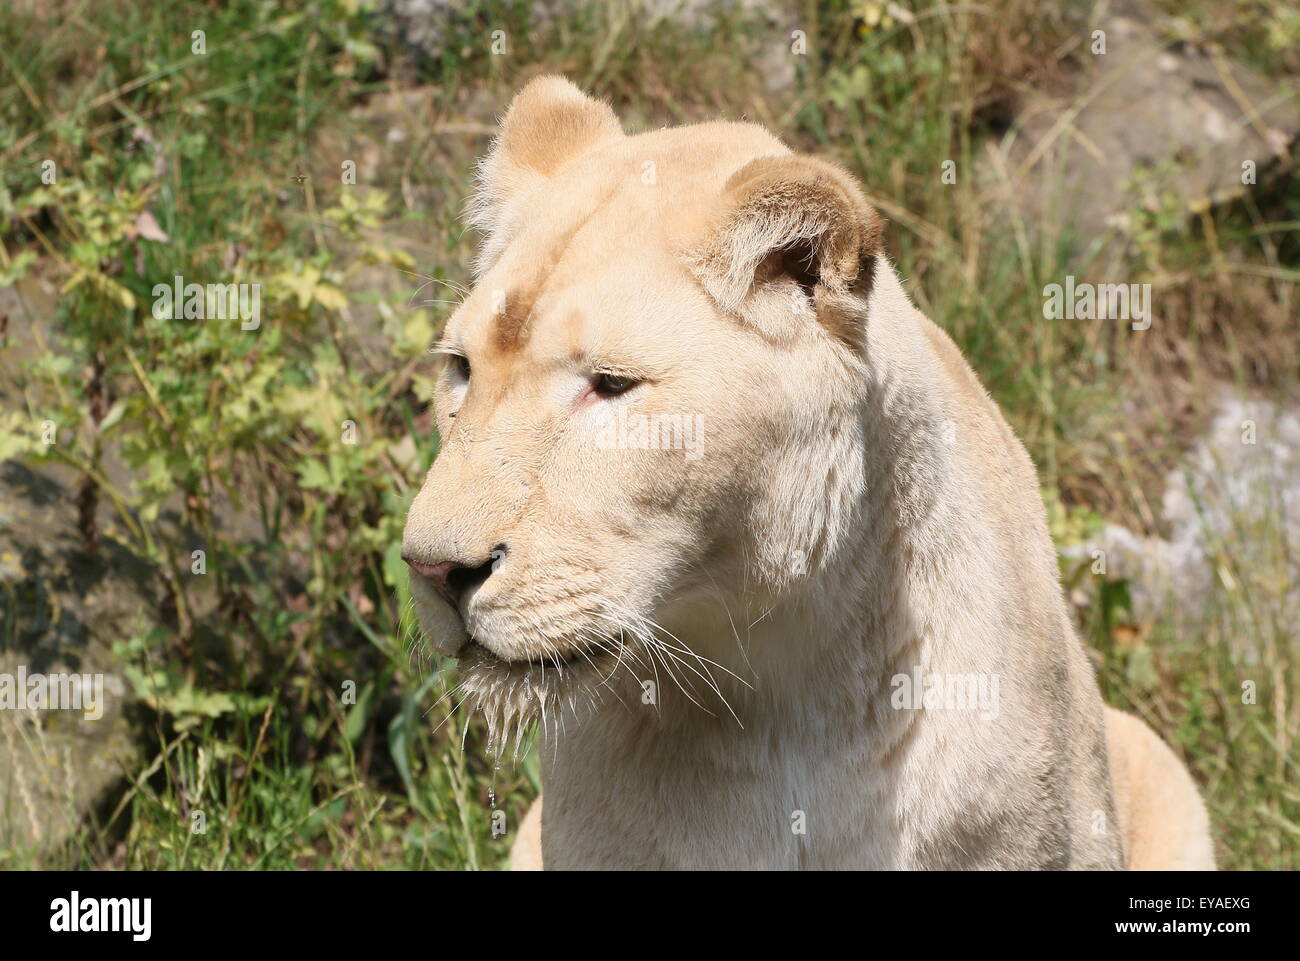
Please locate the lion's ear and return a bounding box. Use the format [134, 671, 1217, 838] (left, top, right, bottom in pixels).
[469, 76, 623, 274]
[687, 155, 883, 344]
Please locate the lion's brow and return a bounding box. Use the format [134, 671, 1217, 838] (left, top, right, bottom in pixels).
[491, 287, 536, 354]
[488, 202, 606, 355]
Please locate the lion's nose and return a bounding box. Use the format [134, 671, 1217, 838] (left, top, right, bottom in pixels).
[404, 547, 505, 607]
[406, 559, 463, 605]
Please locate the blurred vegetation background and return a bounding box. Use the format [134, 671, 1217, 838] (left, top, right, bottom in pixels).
[0, 0, 1296, 869]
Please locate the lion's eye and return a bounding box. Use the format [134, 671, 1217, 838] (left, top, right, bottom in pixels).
[593, 372, 639, 397]
[451, 354, 470, 380]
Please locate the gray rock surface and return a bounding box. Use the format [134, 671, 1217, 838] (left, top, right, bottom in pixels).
[374, 0, 797, 90]
[985, 0, 1298, 249]
[1, 459, 145, 857]
[1065, 390, 1300, 646]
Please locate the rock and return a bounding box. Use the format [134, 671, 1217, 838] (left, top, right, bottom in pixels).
[1065, 389, 1300, 643]
[1, 274, 187, 861]
[985, 0, 1298, 248]
[371, 0, 467, 67]
[0, 460, 149, 858]
[373, 0, 798, 91]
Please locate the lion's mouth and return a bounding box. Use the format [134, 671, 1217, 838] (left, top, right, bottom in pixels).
[454, 631, 627, 739]
[463, 636, 595, 669]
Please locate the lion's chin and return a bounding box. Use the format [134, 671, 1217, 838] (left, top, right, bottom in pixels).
[454, 638, 620, 751]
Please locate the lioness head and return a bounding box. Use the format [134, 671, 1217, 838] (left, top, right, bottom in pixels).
[402, 76, 883, 736]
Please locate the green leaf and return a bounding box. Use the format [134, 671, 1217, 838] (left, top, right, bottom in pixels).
[297, 459, 332, 490]
[343, 680, 376, 744]
[99, 398, 128, 433]
[122, 665, 237, 719]
[0, 250, 36, 287]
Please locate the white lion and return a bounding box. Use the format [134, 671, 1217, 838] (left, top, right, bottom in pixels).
[402, 77, 1216, 871]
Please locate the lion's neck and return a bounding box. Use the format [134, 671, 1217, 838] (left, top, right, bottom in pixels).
[537, 546, 960, 870]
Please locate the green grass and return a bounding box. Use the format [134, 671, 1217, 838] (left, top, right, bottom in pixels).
[0, 0, 1296, 869]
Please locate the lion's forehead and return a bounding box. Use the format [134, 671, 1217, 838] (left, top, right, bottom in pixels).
[446, 122, 791, 367]
[458, 228, 708, 366]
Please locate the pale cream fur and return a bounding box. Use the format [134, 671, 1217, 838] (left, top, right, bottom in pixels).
[402, 76, 1216, 870]
[1106, 708, 1216, 870]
